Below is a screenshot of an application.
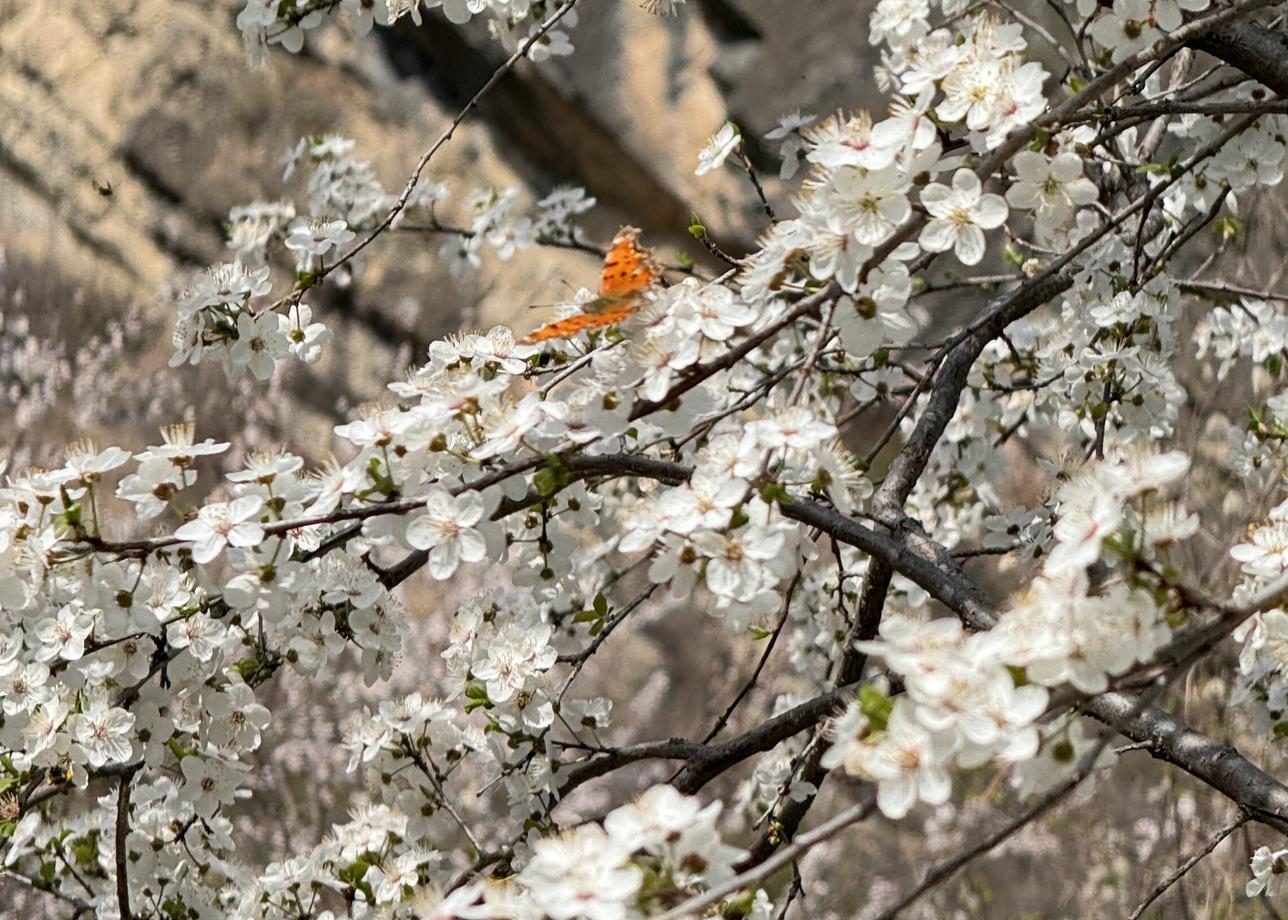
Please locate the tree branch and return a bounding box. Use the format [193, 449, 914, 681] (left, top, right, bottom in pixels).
[115, 770, 136, 920]
[1191, 17, 1288, 95]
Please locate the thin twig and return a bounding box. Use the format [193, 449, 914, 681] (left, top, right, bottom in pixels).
[875, 650, 1204, 920]
[555, 584, 659, 706]
[1178, 279, 1288, 302]
[736, 147, 777, 224]
[323, 0, 581, 279]
[650, 793, 877, 920]
[410, 748, 485, 856]
[1128, 811, 1248, 919]
[702, 575, 800, 744]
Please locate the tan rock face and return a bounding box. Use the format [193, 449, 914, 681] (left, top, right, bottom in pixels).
[0, 0, 825, 346]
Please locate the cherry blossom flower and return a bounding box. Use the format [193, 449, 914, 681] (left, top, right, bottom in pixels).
[179, 754, 244, 819]
[472, 622, 556, 703]
[284, 217, 356, 260]
[367, 848, 433, 904]
[918, 169, 1008, 265]
[1088, 0, 1162, 62]
[816, 164, 912, 246]
[62, 441, 130, 484]
[748, 406, 837, 452]
[1006, 151, 1098, 235]
[696, 121, 740, 176]
[693, 523, 786, 601]
[869, 0, 930, 50]
[278, 302, 331, 363]
[764, 110, 817, 179]
[166, 612, 228, 663]
[229, 310, 290, 381]
[806, 111, 897, 171]
[824, 696, 955, 819]
[519, 824, 641, 920]
[1248, 846, 1288, 898]
[175, 496, 266, 563]
[69, 695, 136, 767]
[180, 261, 271, 316]
[404, 489, 488, 579]
[34, 603, 94, 663]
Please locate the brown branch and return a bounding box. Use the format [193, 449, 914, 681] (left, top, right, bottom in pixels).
[1063, 97, 1288, 124]
[628, 284, 840, 421]
[650, 791, 878, 920]
[1191, 16, 1288, 95]
[735, 146, 777, 224]
[115, 769, 137, 920]
[556, 683, 855, 798]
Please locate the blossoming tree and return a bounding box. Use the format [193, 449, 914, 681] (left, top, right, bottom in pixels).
[8, 0, 1288, 917]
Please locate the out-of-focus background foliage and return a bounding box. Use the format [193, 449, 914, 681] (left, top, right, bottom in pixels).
[2, 1, 1287, 916]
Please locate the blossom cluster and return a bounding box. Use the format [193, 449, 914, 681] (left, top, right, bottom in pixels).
[823, 451, 1190, 817]
[6, 0, 1288, 915]
[235, 0, 579, 62]
[176, 133, 595, 382]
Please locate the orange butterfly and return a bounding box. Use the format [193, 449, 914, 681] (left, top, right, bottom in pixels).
[521, 226, 662, 344]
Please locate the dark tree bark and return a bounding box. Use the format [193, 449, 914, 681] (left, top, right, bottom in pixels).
[1192, 18, 1288, 95]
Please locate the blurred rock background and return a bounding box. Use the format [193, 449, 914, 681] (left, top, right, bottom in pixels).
[0, 2, 1279, 916]
[0, 0, 870, 465]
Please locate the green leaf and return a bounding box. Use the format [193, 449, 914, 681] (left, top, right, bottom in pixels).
[859, 684, 893, 733]
[53, 500, 82, 534]
[230, 657, 260, 680]
[721, 889, 757, 918]
[533, 466, 562, 497]
[758, 482, 792, 506]
[70, 833, 100, 867]
[167, 737, 197, 760]
[1216, 215, 1241, 244]
[337, 856, 373, 888]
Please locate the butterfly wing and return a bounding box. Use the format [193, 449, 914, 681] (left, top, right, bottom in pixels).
[598, 225, 660, 299]
[520, 303, 639, 343]
[521, 226, 661, 343]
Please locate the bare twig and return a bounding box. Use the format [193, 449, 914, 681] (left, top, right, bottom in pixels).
[1128, 811, 1249, 920]
[736, 147, 777, 224]
[323, 0, 581, 279]
[702, 575, 800, 744]
[651, 793, 877, 920]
